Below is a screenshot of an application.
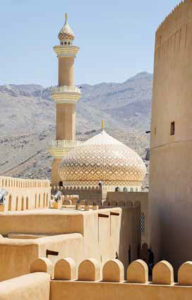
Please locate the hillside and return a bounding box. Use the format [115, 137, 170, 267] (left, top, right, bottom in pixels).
[0, 72, 152, 183]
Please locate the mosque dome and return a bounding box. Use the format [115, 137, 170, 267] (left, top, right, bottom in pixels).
[59, 130, 146, 188]
[58, 13, 75, 41]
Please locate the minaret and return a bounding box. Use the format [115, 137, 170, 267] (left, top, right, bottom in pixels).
[49, 14, 81, 185]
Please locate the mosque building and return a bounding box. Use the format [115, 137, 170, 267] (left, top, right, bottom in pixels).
[49, 14, 146, 198]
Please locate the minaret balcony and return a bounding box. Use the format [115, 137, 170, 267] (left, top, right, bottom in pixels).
[49, 139, 82, 158]
[51, 85, 81, 104]
[51, 85, 81, 95]
[53, 45, 79, 57]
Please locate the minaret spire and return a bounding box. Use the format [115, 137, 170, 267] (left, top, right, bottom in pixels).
[101, 120, 105, 131]
[65, 13, 68, 24]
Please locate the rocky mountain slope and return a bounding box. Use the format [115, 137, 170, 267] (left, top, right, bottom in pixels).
[0, 72, 152, 183]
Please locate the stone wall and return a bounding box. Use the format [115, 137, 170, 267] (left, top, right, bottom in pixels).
[0, 176, 50, 212]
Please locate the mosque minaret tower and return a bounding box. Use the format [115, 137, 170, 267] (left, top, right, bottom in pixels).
[49, 13, 81, 185]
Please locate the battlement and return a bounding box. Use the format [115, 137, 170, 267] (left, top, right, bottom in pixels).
[0, 176, 51, 212]
[103, 200, 141, 208]
[2, 258, 192, 300]
[157, 0, 186, 34]
[52, 185, 101, 191]
[0, 176, 50, 189]
[51, 185, 102, 204]
[31, 257, 192, 285]
[154, 0, 192, 56]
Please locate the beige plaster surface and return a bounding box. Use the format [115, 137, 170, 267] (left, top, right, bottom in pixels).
[0, 209, 84, 235]
[0, 233, 83, 281]
[50, 281, 192, 300]
[58, 57, 74, 86]
[0, 207, 140, 281]
[56, 103, 76, 140]
[107, 192, 149, 244]
[0, 273, 50, 300]
[51, 159, 62, 185]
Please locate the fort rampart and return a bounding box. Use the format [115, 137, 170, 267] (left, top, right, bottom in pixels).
[0, 176, 50, 212]
[1, 258, 192, 300]
[0, 206, 140, 281]
[51, 185, 102, 204]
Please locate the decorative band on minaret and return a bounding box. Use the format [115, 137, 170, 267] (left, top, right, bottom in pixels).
[49, 14, 81, 184]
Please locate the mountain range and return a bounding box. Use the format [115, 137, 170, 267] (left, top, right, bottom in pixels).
[0, 72, 152, 184]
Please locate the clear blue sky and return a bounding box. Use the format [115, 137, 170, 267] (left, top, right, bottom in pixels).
[0, 0, 181, 87]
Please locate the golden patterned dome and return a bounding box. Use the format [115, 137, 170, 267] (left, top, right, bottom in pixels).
[58, 13, 75, 41]
[59, 130, 146, 187]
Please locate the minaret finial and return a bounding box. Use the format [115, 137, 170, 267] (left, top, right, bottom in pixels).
[101, 120, 105, 131]
[65, 13, 68, 24]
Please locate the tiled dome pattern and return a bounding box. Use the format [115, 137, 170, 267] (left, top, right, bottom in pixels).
[58, 23, 75, 41]
[59, 131, 146, 186]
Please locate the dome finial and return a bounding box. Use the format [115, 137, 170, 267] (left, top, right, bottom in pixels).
[101, 120, 105, 131]
[65, 13, 68, 24]
[58, 13, 75, 41]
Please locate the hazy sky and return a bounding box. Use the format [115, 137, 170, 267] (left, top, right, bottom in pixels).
[0, 0, 181, 87]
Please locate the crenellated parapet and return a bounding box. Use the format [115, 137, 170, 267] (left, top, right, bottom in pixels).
[4, 258, 192, 300]
[0, 176, 50, 189]
[31, 257, 192, 286]
[4, 258, 192, 299]
[52, 185, 101, 192]
[51, 185, 102, 204]
[157, 1, 186, 34]
[154, 0, 192, 62]
[103, 200, 141, 208]
[0, 176, 50, 212]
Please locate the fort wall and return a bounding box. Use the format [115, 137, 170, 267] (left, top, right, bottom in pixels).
[106, 192, 149, 244]
[51, 185, 102, 204]
[0, 176, 50, 212]
[49, 258, 192, 300]
[2, 258, 191, 300]
[0, 206, 140, 281]
[150, 0, 192, 269]
[0, 233, 83, 281]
